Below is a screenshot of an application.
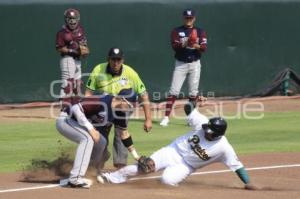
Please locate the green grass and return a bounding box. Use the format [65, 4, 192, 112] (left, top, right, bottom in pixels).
[0, 112, 299, 173]
[0, 121, 73, 172]
[227, 112, 300, 153]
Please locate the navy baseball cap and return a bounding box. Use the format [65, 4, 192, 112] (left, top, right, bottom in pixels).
[118, 88, 137, 102]
[183, 9, 195, 17]
[108, 47, 124, 58]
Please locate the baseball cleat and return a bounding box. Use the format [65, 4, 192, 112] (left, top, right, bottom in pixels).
[96, 173, 110, 184]
[160, 116, 169, 127]
[66, 178, 93, 189]
[59, 178, 69, 186]
[96, 175, 105, 184]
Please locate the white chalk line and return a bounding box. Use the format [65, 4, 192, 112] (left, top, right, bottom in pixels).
[0, 184, 59, 193]
[130, 163, 300, 181]
[1, 163, 300, 193]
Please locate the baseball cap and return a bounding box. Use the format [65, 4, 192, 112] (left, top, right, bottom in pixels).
[118, 88, 137, 103]
[108, 47, 124, 58]
[183, 9, 195, 17]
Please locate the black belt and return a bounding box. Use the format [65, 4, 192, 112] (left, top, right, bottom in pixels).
[176, 58, 199, 63]
[61, 54, 80, 60]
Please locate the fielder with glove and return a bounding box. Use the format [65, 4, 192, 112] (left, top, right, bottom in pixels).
[57, 90, 144, 188]
[100, 108, 258, 190]
[56, 8, 90, 97]
[160, 8, 207, 127]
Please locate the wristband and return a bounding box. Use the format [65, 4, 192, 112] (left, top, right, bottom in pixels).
[235, 167, 250, 184]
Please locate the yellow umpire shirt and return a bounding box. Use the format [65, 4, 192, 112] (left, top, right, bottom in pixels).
[86, 62, 146, 95]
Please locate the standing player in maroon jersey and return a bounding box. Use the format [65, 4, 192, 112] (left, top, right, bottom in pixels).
[160, 9, 207, 127]
[56, 8, 90, 98]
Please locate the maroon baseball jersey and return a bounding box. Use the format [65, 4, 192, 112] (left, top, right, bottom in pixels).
[56, 25, 87, 57]
[61, 95, 128, 129]
[171, 26, 207, 63]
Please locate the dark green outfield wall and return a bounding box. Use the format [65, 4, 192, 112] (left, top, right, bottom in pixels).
[1, 1, 300, 103]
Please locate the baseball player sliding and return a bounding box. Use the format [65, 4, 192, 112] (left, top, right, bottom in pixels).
[99, 102, 257, 190]
[160, 8, 207, 126]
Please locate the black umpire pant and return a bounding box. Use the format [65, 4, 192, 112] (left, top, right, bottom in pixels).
[96, 124, 128, 168]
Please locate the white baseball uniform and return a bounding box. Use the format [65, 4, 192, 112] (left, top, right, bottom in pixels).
[103, 109, 243, 186]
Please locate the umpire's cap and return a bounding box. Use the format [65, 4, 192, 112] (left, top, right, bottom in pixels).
[108, 47, 124, 58]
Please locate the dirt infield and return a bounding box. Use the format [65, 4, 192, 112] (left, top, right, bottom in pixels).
[0, 153, 300, 199]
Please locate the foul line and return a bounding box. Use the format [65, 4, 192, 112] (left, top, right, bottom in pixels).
[130, 163, 300, 181]
[0, 184, 59, 194]
[1, 163, 300, 193]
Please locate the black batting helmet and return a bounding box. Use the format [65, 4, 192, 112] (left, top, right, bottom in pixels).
[202, 117, 227, 140]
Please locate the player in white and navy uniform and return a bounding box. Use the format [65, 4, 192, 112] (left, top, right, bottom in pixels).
[101, 107, 257, 190]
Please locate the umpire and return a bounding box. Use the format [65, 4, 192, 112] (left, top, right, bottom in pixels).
[85, 47, 152, 168]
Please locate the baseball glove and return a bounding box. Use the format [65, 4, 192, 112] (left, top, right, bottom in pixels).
[188, 28, 198, 47]
[79, 45, 90, 57]
[137, 156, 155, 174]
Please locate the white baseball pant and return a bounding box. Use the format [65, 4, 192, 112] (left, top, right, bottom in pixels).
[60, 55, 81, 97]
[169, 60, 201, 97]
[56, 115, 107, 183]
[104, 144, 194, 186]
